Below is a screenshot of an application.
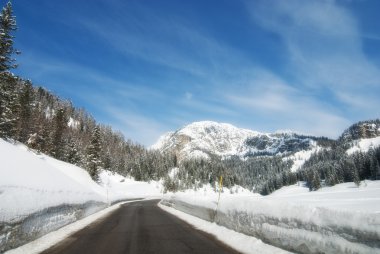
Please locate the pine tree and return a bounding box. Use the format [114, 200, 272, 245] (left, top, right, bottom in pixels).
[312, 171, 321, 191]
[66, 140, 81, 165]
[86, 126, 102, 181]
[103, 152, 111, 170]
[0, 1, 19, 138]
[116, 157, 125, 174]
[0, 73, 19, 138]
[0, 1, 18, 72]
[17, 80, 33, 142]
[49, 108, 67, 159]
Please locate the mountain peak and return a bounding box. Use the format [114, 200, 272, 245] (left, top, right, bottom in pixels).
[151, 121, 260, 159]
[177, 120, 261, 139]
[152, 121, 318, 161]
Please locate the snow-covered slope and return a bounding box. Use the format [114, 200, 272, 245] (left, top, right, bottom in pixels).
[0, 138, 163, 252]
[347, 136, 380, 155]
[0, 139, 162, 223]
[152, 121, 318, 161]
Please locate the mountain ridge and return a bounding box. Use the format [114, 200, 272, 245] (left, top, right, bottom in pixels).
[151, 121, 321, 161]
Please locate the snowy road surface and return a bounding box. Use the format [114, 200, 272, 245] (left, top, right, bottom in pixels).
[40, 199, 240, 254]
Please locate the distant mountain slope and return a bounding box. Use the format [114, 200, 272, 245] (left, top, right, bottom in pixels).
[151, 121, 320, 161]
[339, 119, 380, 143]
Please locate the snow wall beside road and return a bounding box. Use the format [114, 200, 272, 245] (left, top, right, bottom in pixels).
[0, 201, 106, 253]
[161, 197, 380, 254]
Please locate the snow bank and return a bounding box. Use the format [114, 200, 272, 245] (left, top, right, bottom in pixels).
[0, 139, 162, 252]
[5, 200, 141, 254]
[0, 139, 106, 224]
[159, 203, 292, 254]
[161, 181, 380, 254]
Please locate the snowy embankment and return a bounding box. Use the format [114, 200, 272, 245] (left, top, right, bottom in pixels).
[5, 199, 145, 254]
[158, 203, 292, 254]
[0, 139, 162, 252]
[161, 182, 380, 254]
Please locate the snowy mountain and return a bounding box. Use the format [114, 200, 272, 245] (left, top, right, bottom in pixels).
[339, 119, 380, 143]
[151, 121, 319, 161]
[338, 119, 380, 154]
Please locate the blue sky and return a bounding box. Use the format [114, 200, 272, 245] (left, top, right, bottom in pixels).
[11, 0, 380, 146]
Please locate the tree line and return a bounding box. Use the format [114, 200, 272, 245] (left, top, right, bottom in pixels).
[164, 123, 380, 194]
[299, 120, 380, 191]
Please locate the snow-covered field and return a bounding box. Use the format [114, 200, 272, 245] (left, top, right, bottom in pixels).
[0, 138, 162, 252]
[162, 181, 380, 254]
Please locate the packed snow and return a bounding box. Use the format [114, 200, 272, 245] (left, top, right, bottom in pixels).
[162, 181, 380, 253]
[159, 203, 292, 254]
[4, 200, 144, 254]
[347, 136, 380, 155]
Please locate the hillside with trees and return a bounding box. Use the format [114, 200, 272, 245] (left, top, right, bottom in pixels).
[0, 1, 176, 183]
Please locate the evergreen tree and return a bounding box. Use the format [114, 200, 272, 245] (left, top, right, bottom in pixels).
[49, 108, 67, 159]
[0, 1, 18, 72]
[17, 80, 33, 142]
[66, 140, 81, 165]
[86, 126, 102, 181]
[0, 73, 18, 138]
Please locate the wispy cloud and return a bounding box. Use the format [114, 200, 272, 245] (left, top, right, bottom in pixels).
[15, 0, 380, 145]
[246, 0, 380, 114]
[224, 68, 350, 137]
[239, 0, 380, 129]
[104, 106, 169, 147]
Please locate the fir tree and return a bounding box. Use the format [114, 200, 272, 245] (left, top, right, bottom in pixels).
[17, 80, 33, 142]
[49, 108, 67, 159]
[0, 73, 19, 138]
[0, 1, 18, 72]
[66, 140, 81, 165]
[86, 126, 102, 181]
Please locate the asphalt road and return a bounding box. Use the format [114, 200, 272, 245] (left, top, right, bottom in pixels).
[41, 199, 240, 254]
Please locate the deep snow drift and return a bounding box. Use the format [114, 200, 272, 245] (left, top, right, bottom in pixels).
[0, 138, 162, 252]
[162, 181, 380, 254]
